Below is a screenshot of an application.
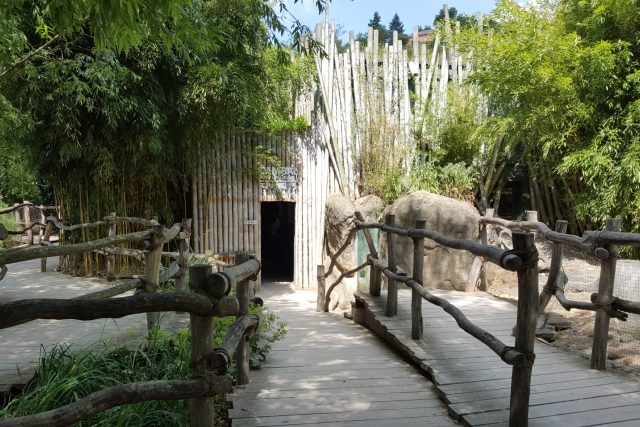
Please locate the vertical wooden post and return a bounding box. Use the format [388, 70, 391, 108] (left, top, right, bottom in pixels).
[189, 263, 214, 427]
[24, 201, 33, 245]
[385, 215, 398, 317]
[144, 224, 165, 331]
[38, 206, 45, 241]
[175, 219, 192, 294]
[538, 220, 568, 314]
[509, 231, 539, 427]
[411, 220, 426, 340]
[478, 208, 494, 291]
[317, 265, 326, 312]
[13, 203, 20, 225]
[106, 212, 116, 281]
[234, 252, 252, 386]
[40, 220, 53, 272]
[590, 218, 622, 370]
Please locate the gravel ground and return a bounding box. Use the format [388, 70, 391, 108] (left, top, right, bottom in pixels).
[484, 235, 640, 375]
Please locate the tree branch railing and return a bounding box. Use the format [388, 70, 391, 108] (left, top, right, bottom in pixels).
[0, 252, 261, 427]
[480, 212, 640, 371]
[318, 213, 539, 426]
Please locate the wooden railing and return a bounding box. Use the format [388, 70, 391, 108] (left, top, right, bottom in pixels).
[0, 202, 57, 248]
[0, 222, 261, 427]
[480, 210, 640, 370]
[318, 213, 538, 426]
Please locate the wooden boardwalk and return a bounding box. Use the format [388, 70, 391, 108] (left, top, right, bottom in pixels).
[356, 289, 640, 426]
[228, 282, 457, 426]
[0, 259, 187, 394]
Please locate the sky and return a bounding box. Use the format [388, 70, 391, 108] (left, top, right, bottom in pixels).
[283, 1, 499, 37]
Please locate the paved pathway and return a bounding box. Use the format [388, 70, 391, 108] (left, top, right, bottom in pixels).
[228, 281, 457, 427]
[0, 259, 186, 393]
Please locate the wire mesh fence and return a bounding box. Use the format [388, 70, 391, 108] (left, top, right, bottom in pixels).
[484, 227, 640, 373]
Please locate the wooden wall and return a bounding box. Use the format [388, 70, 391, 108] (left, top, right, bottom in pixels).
[191, 129, 339, 289]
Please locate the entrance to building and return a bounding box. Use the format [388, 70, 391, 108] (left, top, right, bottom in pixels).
[260, 202, 295, 281]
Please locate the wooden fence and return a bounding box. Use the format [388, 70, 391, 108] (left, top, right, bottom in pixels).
[0, 217, 261, 426]
[0, 202, 58, 248]
[480, 210, 640, 370]
[318, 213, 536, 426]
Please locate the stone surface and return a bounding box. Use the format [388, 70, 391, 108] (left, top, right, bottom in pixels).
[382, 191, 480, 291]
[324, 194, 358, 311]
[354, 195, 385, 223]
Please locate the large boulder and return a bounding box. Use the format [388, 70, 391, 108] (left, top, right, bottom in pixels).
[382, 191, 480, 291]
[355, 195, 384, 222]
[324, 194, 358, 310]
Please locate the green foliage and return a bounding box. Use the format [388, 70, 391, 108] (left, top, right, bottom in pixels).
[460, 0, 640, 231]
[0, 305, 286, 424]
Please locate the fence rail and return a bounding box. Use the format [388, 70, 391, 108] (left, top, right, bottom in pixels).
[0, 214, 262, 427]
[480, 211, 640, 371]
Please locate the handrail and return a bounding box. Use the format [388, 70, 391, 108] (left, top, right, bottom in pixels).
[368, 257, 525, 365]
[355, 220, 523, 271]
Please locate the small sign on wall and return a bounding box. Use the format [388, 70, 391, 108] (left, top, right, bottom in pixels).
[244, 219, 257, 225]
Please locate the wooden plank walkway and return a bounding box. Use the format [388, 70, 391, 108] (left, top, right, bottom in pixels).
[355, 289, 640, 426]
[0, 259, 187, 394]
[228, 282, 457, 427]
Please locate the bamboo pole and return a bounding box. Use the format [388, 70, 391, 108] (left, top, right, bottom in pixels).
[107, 212, 116, 281]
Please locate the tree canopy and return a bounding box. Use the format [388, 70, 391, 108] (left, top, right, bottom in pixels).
[460, 0, 640, 232]
[0, 0, 317, 219]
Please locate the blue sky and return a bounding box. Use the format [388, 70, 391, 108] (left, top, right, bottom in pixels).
[283, 1, 500, 37]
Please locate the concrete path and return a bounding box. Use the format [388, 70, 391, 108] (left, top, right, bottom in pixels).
[0, 259, 186, 393]
[228, 281, 457, 426]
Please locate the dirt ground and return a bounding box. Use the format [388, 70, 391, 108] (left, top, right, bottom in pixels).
[483, 234, 640, 375]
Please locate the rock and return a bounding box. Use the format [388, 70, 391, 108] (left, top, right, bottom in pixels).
[607, 349, 625, 360]
[546, 313, 572, 331]
[354, 195, 384, 223]
[536, 327, 557, 342]
[324, 194, 358, 311]
[620, 335, 634, 343]
[382, 191, 480, 291]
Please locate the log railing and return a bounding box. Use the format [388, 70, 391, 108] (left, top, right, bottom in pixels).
[480, 212, 640, 371]
[319, 213, 539, 426]
[0, 251, 261, 427]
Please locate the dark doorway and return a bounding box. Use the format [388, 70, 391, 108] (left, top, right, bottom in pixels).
[261, 202, 295, 281]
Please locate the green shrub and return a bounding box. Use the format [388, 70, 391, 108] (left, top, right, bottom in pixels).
[0, 304, 286, 426]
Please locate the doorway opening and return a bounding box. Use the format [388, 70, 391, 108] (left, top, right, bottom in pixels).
[261, 202, 295, 281]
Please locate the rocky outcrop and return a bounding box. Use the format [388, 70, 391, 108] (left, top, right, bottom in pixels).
[382, 191, 480, 291]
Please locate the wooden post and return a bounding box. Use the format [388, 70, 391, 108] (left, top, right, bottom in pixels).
[24, 201, 33, 245]
[234, 252, 252, 386]
[317, 265, 326, 312]
[526, 210, 539, 239]
[40, 220, 53, 272]
[478, 208, 494, 291]
[538, 220, 568, 314]
[590, 218, 622, 370]
[189, 263, 214, 427]
[144, 224, 165, 331]
[411, 220, 426, 340]
[385, 215, 398, 317]
[175, 219, 192, 294]
[38, 205, 45, 241]
[106, 212, 116, 281]
[509, 231, 539, 427]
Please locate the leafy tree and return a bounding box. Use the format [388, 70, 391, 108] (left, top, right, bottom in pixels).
[460, 0, 640, 232]
[0, 0, 322, 225]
